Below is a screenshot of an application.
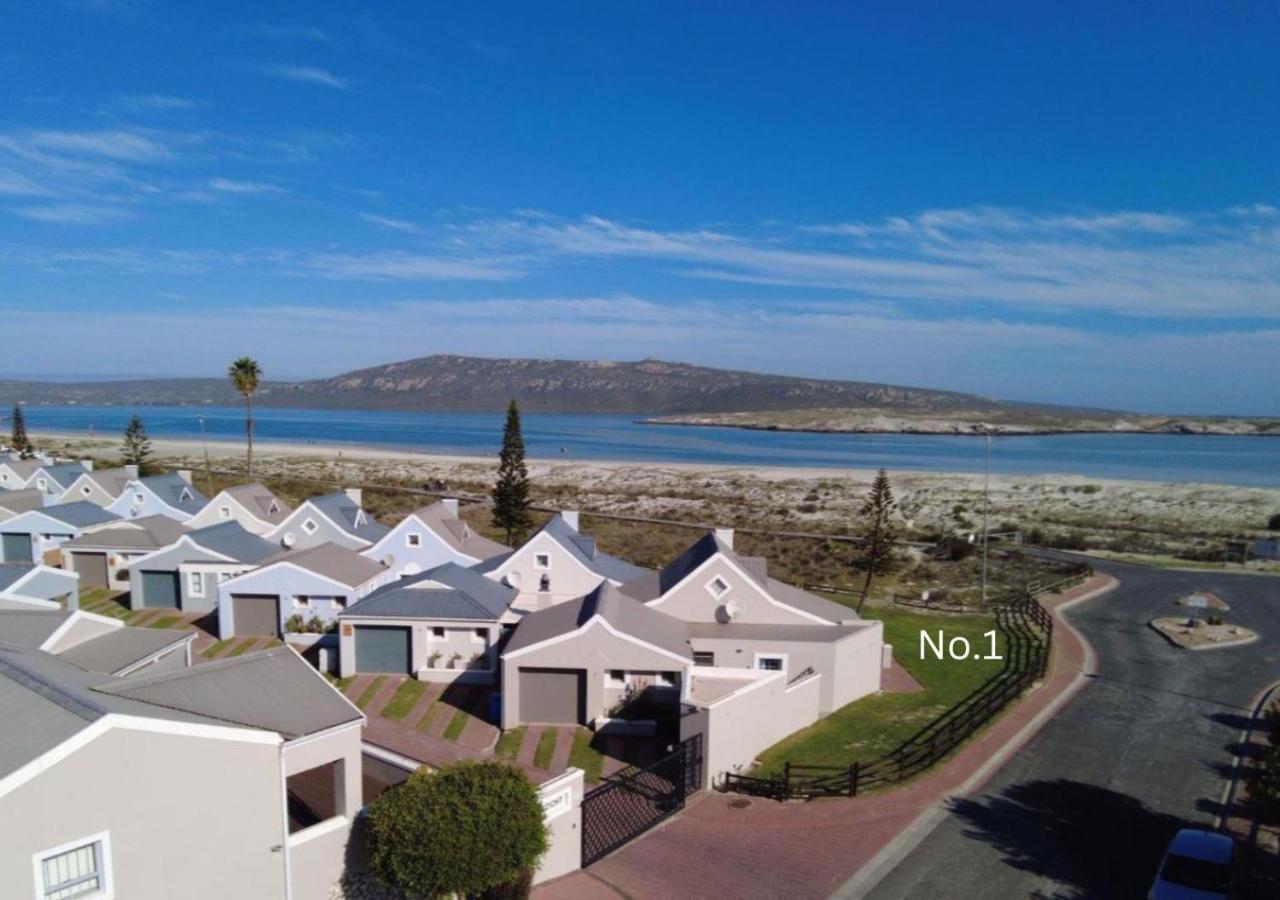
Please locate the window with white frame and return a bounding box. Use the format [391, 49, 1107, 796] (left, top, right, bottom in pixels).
[217, 571, 230, 583]
[179, 488, 192, 502]
[301, 518, 318, 535]
[431, 626, 445, 638]
[292, 595, 310, 609]
[406, 532, 422, 548]
[692, 651, 715, 666]
[607, 669, 626, 686]
[218, 506, 231, 519]
[133, 493, 144, 506]
[657, 671, 678, 686]
[706, 575, 730, 599]
[471, 627, 487, 643]
[37, 477, 47, 490]
[754, 654, 786, 673]
[188, 571, 204, 597]
[81, 485, 91, 496]
[534, 552, 550, 569]
[538, 574, 551, 593]
[35, 832, 111, 900]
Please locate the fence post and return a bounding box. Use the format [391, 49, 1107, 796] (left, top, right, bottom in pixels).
[849, 762, 859, 797]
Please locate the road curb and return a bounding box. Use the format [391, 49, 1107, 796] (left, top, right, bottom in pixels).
[1216, 679, 1280, 832]
[832, 574, 1119, 899]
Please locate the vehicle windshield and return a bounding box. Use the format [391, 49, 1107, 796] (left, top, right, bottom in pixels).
[1161, 853, 1230, 892]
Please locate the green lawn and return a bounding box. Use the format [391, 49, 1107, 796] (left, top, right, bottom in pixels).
[78, 592, 131, 620]
[226, 637, 262, 657]
[568, 728, 606, 784]
[201, 638, 234, 658]
[381, 680, 427, 720]
[415, 701, 444, 732]
[333, 675, 356, 692]
[753, 604, 1008, 774]
[495, 727, 526, 761]
[441, 708, 469, 741]
[147, 615, 183, 630]
[532, 727, 558, 769]
[355, 675, 388, 710]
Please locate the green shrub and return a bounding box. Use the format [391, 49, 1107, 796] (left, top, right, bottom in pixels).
[367, 761, 548, 898]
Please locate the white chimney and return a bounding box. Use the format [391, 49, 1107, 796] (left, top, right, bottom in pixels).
[344, 487, 363, 507]
[124, 464, 140, 478]
[176, 469, 193, 484]
[714, 528, 735, 549]
[81, 459, 94, 472]
[561, 510, 580, 531]
[442, 498, 459, 516]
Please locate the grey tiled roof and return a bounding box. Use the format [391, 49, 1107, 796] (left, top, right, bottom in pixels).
[62, 516, 190, 551]
[408, 502, 509, 560]
[345, 562, 515, 621]
[185, 521, 278, 564]
[56, 627, 193, 675]
[685, 621, 872, 642]
[222, 483, 292, 525]
[260, 542, 387, 588]
[505, 581, 691, 660]
[309, 491, 391, 542]
[95, 645, 362, 739]
[35, 501, 120, 529]
[0, 489, 45, 515]
[32, 462, 89, 491]
[0, 608, 74, 647]
[537, 514, 649, 583]
[78, 466, 137, 499]
[135, 473, 208, 514]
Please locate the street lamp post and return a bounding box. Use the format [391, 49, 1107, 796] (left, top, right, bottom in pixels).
[981, 426, 991, 606]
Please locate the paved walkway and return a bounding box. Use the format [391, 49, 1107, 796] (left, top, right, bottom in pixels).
[536, 574, 1116, 900]
[342, 676, 500, 769]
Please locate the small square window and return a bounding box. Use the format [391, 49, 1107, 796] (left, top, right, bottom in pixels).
[407, 533, 422, 548]
[36, 834, 110, 900]
[706, 576, 730, 599]
[292, 596, 310, 609]
[189, 572, 204, 596]
[692, 651, 715, 666]
[218, 506, 231, 519]
[37, 478, 47, 490]
[133, 493, 145, 506]
[301, 518, 318, 535]
[658, 671, 677, 686]
[607, 670, 626, 685]
[534, 553, 550, 569]
[431, 626, 445, 638]
[474, 628, 486, 639]
[81, 485, 91, 495]
[756, 656, 785, 672]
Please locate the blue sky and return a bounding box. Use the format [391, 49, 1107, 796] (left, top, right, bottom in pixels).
[1, 2, 1278, 414]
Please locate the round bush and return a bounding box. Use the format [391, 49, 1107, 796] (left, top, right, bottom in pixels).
[367, 761, 548, 898]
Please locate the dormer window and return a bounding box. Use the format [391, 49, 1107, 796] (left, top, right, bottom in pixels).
[268, 500, 280, 514]
[707, 576, 730, 599]
[534, 553, 550, 569]
[407, 533, 422, 548]
[180, 487, 192, 501]
[301, 518, 318, 535]
[355, 510, 367, 527]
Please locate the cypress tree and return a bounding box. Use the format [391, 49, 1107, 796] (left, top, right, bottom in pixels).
[10, 404, 32, 459]
[120, 414, 153, 473]
[491, 400, 533, 545]
[853, 468, 900, 612]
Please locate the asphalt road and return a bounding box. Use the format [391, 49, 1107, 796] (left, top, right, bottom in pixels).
[863, 555, 1280, 900]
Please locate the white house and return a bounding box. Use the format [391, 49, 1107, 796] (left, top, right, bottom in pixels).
[360, 498, 508, 576]
[59, 516, 190, 592]
[0, 501, 119, 564]
[125, 521, 278, 612]
[264, 489, 390, 552]
[0, 564, 80, 611]
[185, 482, 292, 535]
[105, 471, 208, 523]
[55, 464, 139, 507]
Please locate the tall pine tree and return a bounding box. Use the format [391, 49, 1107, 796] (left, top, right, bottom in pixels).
[491, 400, 533, 545]
[853, 468, 899, 612]
[120, 414, 153, 473]
[10, 404, 32, 459]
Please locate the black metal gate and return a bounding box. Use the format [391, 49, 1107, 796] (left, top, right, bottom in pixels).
[581, 734, 702, 866]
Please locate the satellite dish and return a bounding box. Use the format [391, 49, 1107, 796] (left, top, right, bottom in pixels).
[383, 554, 396, 567]
[507, 571, 522, 589]
[716, 598, 742, 623]
[281, 532, 296, 548]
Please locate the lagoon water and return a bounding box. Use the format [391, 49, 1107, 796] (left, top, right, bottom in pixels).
[18, 404, 1280, 488]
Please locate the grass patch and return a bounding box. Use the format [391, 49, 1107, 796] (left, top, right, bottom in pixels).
[333, 675, 356, 692]
[753, 604, 1006, 774]
[495, 727, 526, 761]
[226, 637, 261, 658]
[381, 680, 427, 720]
[441, 708, 469, 741]
[416, 701, 444, 732]
[532, 727, 558, 769]
[147, 615, 183, 630]
[201, 638, 233, 658]
[355, 675, 388, 711]
[568, 728, 606, 784]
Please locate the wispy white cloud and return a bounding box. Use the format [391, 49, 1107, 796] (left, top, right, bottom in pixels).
[108, 94, 202, 114]
[245, 24, 332, 43]
[208, 177, 286, 195]
[358, 212, 422, 234]
[254, 64, 348, 90]
[294, 250, 521, 281]
[23, 129, 171, 162]
[11, 204, 133, 225]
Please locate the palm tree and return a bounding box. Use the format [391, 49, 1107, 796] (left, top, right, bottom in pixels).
[228, 357, 262, 478]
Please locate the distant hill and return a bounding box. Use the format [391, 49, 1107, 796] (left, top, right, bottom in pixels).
[0, 355, 1036, 415]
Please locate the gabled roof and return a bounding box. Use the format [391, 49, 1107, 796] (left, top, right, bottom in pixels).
[258, 542, 387, 589]
[398, 502, 509, 561]
[620, 531, 857, 625]
[0, 488, 45, 515]
[74, 466, 137, 499]
[29, 462, 89, 491]
[184, 521, 277, 564]
[504, 581, 691, 660]
[306, 491, 391, 542]
[476, 513, 648, 584]
[55, 627, 193, 676]
[129, 473, 208, 515]
[345, 562, 516, 621]
[62, 516, 189, 552]
[22, 500, 119, 529]
[95, 645, 362, 739]
[219, 483, 292, 525]
[0, 458, 44, 480]
[0, 608, 74, 648]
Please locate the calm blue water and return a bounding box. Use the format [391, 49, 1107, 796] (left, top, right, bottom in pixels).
[17, 405, 1280, 487]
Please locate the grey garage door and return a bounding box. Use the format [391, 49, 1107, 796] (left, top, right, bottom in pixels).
[140, 570, 180, 608]
[354, 626, 412, 674]
[71, 551, 110, 589]
[230, 594, 281, 637]
[1, 532, 32, 563]
[519, 668, 586, 725]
